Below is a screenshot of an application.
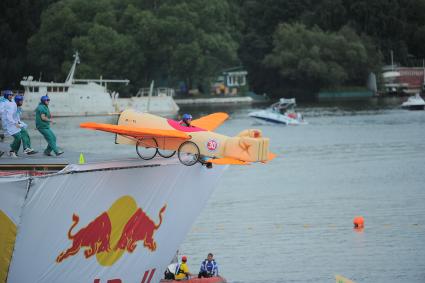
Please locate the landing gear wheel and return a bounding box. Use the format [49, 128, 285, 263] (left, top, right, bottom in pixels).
[157, 149, 176, 158]
[178, 141, 200, 166]
[136, 138, 158, 160]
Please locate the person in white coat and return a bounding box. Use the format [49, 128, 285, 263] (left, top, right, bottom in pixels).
[2, 93, 37, 157]
[0, 90, 11, 157]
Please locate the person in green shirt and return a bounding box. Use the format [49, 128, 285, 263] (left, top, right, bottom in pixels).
[35, 95, 63, 156]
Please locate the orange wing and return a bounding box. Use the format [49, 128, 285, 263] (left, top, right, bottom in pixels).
[80, 122, 190, 139]
[191, 113, 229, 131]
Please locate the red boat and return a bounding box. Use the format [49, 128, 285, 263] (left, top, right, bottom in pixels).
[160, 276, 227, 283]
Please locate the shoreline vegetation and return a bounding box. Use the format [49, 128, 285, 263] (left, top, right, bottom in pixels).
[1, 0, 425, 100]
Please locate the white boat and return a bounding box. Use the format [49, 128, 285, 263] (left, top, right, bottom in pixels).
[114, 81, 180, 116]
[0, 157, 226, 283]
[20, 52, 179, 117]
[401, 93, 425, 110]
[249, 98, 306, 125]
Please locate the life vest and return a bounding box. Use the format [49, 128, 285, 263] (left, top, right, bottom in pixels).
[175, 263, 187, 275]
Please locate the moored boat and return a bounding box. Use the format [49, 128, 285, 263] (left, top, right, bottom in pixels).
[20, 52, 127, 117]
[20, 52, 179, 117]
[401, 93, 425, 110]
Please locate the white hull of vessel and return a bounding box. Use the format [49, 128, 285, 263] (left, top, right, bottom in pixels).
[1, 159, 226, 283]
[249, 110, 306, 125]
[21, 83, 115, 117]
[401, 94, 425, 111]
[249, 98, 306, 125]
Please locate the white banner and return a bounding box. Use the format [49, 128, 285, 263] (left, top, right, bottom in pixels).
[0, 177, 29, 283]
[7, 163, 225, 283]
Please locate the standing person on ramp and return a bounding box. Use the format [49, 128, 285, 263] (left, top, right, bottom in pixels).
[35, 95, 64, 156]
[2, 91, 37, 157]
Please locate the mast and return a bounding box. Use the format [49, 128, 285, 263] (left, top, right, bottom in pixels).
[423, 59, 425, 92]
[65, 51, 80, 84]
[390, 50, 394, 71]
[147, 80, 154, 112]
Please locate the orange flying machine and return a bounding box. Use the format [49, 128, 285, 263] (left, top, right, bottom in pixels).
[80, 109, 275, 166]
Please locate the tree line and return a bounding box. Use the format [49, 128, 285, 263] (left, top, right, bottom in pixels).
[1, 0, 425, 98]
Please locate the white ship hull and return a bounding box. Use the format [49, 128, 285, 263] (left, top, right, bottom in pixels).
[1, 159, 225, 283]
[401, 94, 425, 110]
[21, 82, 115, 117]
[20, 89, 180, 117]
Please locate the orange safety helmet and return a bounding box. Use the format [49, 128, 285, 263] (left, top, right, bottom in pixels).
[182, 256, 187, 262]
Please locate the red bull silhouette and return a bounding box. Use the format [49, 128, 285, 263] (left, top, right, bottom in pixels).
[115, 205, 166, 252]
[56, 212, 112, 263]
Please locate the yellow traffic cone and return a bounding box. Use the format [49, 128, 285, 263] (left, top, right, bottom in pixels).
[79, 153, 85, 164]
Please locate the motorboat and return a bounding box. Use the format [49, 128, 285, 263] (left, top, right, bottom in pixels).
[248, 98, 306, 125]
[401, 93, 425, 110]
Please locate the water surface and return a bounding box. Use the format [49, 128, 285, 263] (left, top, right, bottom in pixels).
[23, 99, 425, 283]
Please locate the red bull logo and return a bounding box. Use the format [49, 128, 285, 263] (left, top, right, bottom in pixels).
[115, 206, 166, 253]
[56, 212, 112, 263]
[56, 196, 166, 266]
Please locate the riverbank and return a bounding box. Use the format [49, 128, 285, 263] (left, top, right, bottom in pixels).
[175, 96, 253, 105]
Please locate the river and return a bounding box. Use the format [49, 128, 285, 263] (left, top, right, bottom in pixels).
[23, 98, 425, 283]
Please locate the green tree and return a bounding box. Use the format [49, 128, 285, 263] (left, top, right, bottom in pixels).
[238, 0, 314, 94]
[0, 0, 60, 88]
[264, 23, 379, 96]
[25, 0, 239, 94]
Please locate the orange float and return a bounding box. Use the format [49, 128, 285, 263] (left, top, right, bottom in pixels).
[353, 216, 364, 229]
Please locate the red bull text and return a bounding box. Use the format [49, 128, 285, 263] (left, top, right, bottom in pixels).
[93, 268, 156, 283]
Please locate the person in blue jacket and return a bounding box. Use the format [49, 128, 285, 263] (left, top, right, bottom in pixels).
[198, 253, 218, 278]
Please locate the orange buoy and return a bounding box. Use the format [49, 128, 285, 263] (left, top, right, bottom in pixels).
[353, 216, 364, 229]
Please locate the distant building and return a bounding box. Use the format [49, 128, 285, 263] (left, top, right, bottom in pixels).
[382, 66, 425, 95]
[212, 67, 248, 95]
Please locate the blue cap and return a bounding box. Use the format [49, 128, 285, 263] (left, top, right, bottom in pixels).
[40, 95, 50, 103]
[182, 113, 192, 121]
[3, 90, 13, 99]
[14, 95, 24, 103]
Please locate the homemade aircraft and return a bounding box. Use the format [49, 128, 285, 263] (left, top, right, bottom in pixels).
[80, 109, 275, 166]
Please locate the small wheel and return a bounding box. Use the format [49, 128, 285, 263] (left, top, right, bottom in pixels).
[158, 149, 176, 158]
[136, 138, 158, 160]
[178, 141, 200, 166]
